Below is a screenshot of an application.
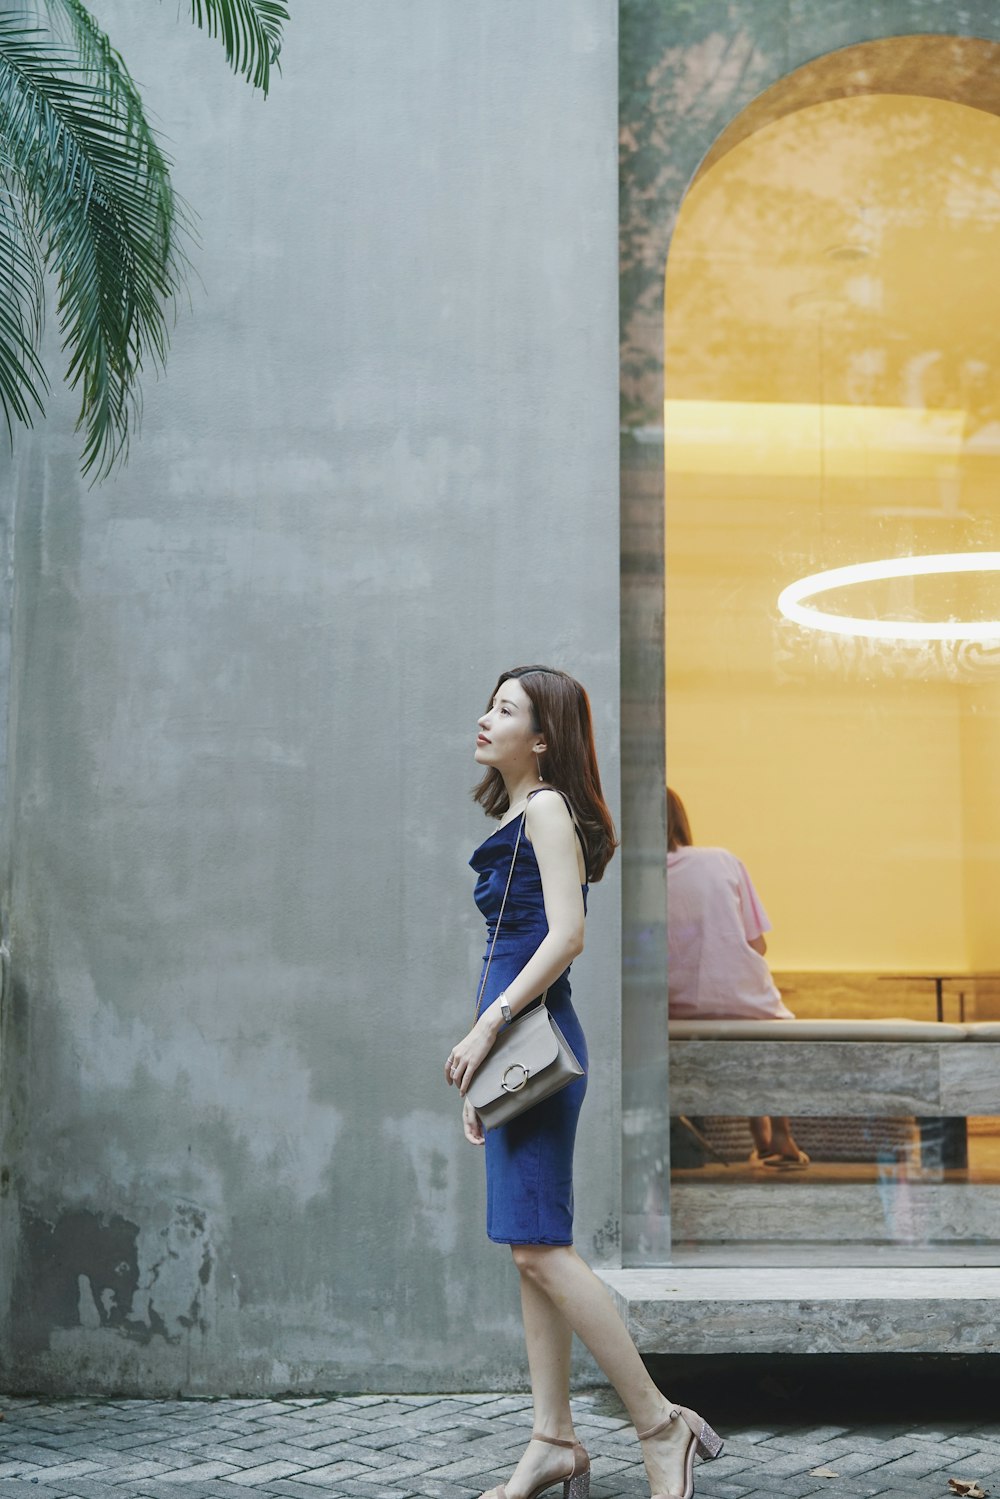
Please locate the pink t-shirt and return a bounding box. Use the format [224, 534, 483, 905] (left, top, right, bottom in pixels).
[667, 846, 793, 1020]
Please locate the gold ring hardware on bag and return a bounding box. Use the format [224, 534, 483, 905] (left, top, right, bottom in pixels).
[501, 1063, 530, 1093]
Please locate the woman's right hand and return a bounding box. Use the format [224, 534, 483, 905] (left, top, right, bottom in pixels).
[462, 1096, 485, 1147]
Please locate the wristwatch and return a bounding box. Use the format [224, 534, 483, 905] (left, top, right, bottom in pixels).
[498, 992, 513, 1025]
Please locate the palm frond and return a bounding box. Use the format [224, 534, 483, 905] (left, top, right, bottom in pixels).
[0, 14, 183, 477]
[43, 0, 176, 252]
[0, 176, 48, 440]
[188, 0, 288, 96]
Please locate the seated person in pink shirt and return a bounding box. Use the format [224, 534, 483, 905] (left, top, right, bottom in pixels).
[667, 787, 808, 1170]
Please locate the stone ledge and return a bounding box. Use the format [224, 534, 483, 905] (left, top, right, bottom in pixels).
[669, 1180, 1000, 1245]
[669, 1037, 1000, 1114]
[669, 1019, 1000, 1040]
[599, 1265, 1000, 1354]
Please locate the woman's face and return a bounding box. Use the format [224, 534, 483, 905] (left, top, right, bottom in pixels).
[475, 677, 541, 775]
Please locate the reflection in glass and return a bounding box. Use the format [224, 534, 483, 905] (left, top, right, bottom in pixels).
[664, 91, 1000, 1260]
[670, 1114, 1000, 1253]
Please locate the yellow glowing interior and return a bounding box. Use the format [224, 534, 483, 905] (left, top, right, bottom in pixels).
[664, 401, 967, 477]
[664, 93, 1000, 995]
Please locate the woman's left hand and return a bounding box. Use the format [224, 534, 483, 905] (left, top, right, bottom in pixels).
[444, 1018, 495, 1095]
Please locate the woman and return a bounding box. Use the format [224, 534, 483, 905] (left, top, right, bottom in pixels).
[446, 668, 722, 1499]
[666, 787, 808, 1169]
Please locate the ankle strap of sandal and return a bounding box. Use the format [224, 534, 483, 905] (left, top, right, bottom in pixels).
[636, 1407, 681, 1442]
[530, 1433, 577, 1449]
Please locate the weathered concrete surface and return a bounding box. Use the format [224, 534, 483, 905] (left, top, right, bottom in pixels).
[670, 1040, 970, 1117]
[669, 1182, 1000, 1246]
[602, 1265, 1000, 1355]
[0, 1, 621, 1393]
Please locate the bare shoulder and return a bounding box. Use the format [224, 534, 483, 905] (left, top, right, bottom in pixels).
[525, 788, 575, 841]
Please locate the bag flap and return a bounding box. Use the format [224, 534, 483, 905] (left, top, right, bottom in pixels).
[468, 1006, 560, 1109]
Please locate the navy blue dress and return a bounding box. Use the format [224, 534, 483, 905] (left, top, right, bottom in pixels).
[470, 807, 589, 1245]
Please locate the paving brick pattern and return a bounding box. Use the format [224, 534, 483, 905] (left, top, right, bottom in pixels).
[0, 1390, 998, 1499]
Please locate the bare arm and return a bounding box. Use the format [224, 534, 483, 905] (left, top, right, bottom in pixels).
[447, 790, 585, 1099]
[499, 789, 585, 1015]
[749, 934, 767, 956]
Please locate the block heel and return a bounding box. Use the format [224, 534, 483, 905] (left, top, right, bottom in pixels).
[694, 1416, 724, 1461]
[565, 1466, 590, 1499]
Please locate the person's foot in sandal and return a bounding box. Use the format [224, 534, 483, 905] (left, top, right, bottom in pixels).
[749, 1148, 810, 1170]
[748, 1116, 809, 1169]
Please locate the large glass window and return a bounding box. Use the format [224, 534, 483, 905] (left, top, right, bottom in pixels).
[664, 93, 1000, 1258]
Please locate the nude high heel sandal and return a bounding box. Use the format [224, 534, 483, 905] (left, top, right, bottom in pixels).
[637, 1406, 724, 1499]
[485, 1432, 591, 1499]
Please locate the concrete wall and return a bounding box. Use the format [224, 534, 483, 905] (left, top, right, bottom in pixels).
[0, 0, 621, 1394]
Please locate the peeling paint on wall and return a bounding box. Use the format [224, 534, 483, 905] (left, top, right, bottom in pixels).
[15, 1202, 217, 1350]
[16, 1208, 141, 1351]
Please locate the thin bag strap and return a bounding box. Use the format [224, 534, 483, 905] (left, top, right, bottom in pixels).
[474, 813, 524, 1020]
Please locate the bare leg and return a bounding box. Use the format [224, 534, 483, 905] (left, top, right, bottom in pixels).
[749, 1116, 808, 1166]
[485, 1277, 578, 1499]
[510, 1245, 695, 1497]
[768, 1116, 808, 1161]
[522, 1273, 575, 1437]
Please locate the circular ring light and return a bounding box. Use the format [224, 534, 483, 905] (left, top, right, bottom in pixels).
[777, 552, 1000, 642]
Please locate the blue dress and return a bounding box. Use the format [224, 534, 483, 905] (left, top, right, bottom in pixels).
[469, 807, 589, 1245]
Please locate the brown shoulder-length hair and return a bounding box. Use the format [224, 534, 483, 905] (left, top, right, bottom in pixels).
[473, 665, 618, 882]
[667, 787, 692, 852]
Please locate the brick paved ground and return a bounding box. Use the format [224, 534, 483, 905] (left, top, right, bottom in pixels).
[0, 1388, 998, 1499]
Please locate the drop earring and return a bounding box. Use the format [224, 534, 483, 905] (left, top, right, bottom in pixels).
[535, 750, 544, 783]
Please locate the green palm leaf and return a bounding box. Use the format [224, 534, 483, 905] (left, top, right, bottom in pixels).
[0, 0, 287, 478]
[0, 176, 48, 438]
[188, 0, 288, 96]
[43, 0, 176, 244]
[0, 13, 181, 476]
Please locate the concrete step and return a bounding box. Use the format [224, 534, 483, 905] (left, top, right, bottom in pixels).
[600, 1263, 1000, 1354]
